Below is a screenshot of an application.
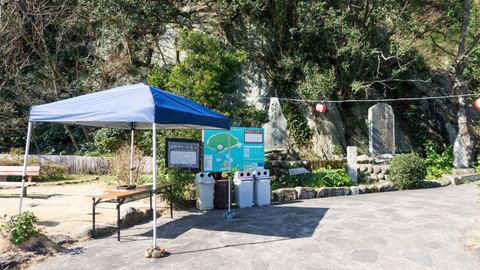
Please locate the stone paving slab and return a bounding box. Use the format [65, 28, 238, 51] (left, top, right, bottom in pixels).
[34, 183, 480, 270]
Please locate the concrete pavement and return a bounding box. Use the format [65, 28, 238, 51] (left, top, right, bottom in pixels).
[34, 183, 480, 269]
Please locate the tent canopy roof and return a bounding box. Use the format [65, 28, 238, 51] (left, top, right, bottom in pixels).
[29, 83, 230, 130]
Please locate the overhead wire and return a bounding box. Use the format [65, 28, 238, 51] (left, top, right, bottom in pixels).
[227, 93, 479, 104]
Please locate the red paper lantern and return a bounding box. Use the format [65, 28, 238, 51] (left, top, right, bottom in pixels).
[316, 103, 326, 113]
[475, 98, 480, 109]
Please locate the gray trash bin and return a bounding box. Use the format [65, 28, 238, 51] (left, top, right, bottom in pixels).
[253, 169, 271, 206]
[195, 172, 215, 210]
[233, 170, 253, 208]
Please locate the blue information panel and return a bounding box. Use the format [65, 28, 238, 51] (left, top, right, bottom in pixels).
[203, 127, 264, 172]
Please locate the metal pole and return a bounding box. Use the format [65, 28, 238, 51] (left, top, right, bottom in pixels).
[19, 121, 33, 214]
[130, 129, 135, 185]
[152, 123, 157, 248]
[227, 130, 231, 213]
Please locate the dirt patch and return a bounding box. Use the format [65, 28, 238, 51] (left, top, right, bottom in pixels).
[0, 178, 170, 269]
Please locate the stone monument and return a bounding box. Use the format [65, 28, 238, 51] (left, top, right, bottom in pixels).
[453, 135, 469, 169]
[368, 103, 395, 155]
[264, 97, 289, 150]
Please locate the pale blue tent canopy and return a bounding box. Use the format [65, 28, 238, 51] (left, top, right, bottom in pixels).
[20, 83, 231, 248]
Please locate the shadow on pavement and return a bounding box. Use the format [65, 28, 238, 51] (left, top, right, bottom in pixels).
[139, 202, 329, 239]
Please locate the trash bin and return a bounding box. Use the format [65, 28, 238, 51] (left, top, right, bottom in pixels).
[234, 170, 253, 208]
[214, 180, 229, 209]
[253, 169, 271, 206]
[195, 172, 215, 210]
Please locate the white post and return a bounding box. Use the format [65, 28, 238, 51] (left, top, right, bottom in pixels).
[347, 146, 358, 184]
[19, 121, 33, 214]
[130, 129, 135, 185]
[152, 124, 157, 248]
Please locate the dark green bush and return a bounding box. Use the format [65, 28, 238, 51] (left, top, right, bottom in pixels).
[156, 166, 195, 202]
[389, 153, 427, 190]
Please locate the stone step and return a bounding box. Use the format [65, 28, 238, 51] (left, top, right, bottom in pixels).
[441, 173, 480, 186]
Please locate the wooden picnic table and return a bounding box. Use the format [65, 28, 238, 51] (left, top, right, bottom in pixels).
[86, 183, 175, 241]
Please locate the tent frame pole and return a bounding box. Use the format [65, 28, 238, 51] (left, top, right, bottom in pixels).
[19, 121, 34, 214]
[130, 128, 135, 185]
[152, 124, 157, 248]
[228, 130, 231, 213]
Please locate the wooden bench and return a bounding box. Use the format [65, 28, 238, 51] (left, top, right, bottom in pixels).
[0, 166, 40, 196]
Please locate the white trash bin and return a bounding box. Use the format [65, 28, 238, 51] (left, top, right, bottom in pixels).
[253, 169, 271, 206]
[234, 170, 253, 208]
[195, 172, 215, 210]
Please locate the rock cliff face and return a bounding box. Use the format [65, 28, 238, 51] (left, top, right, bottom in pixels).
[150, 5, 470, 159]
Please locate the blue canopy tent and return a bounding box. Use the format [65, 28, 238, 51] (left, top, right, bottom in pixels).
[20, 83, 231, 248]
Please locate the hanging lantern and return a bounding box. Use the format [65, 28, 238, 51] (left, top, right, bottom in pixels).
[475, 98, 480, 109]
[316, 103, 326, 113]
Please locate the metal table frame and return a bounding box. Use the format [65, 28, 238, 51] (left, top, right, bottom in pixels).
[87, 184, 174, 241]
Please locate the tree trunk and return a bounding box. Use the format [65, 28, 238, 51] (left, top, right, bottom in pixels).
[64, 125, 80, 152]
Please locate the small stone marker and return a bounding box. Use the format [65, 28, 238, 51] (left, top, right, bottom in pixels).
[347, 146, 358, 184]
[368, 103, 395, 155]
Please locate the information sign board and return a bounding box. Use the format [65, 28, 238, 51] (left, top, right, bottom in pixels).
[203, 127, 264, 172]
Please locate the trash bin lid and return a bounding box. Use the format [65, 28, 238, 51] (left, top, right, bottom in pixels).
[253, 169, 270, 179]
[195, 172, 215, 183]
[234, 170, 253, 180]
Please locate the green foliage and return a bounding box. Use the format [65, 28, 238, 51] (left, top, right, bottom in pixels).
[389, 153, 427, 190]
[422, 141, 453, 180]
[166, 30, 246, 109]
[1, 212, 39, 244]
[94, 128, 129, 153]
[149, 30, 267, 128]
[282, 102, 312, 148]
[39, 162, 70, 181]
[332, 146, 345, 156]
[304, 167, 354, 188]
[157, 166, 195, 202]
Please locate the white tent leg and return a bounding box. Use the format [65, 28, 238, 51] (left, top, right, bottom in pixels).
[130, 129, 135, 185]
[152, 124, 157, 248]
[19, 121, 33, 214]
[228, 130, 231, 213]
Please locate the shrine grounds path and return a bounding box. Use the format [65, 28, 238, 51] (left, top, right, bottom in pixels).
[34, 183, 480, 270]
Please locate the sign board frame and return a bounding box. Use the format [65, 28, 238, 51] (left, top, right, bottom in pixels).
[203, 127, 265, 172]
[165, 138, 201, 173]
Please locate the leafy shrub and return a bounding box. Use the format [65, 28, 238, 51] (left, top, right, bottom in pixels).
[94, 128, 129, 153]
[110, 143, 145, 185]
[389, 153, 427, 190]
[305, 167, 354, 188]
[423, 141, 453, 180]
[1, 211, 39, 244]
[157, 166, 195, 202]
[39, 162, 70, 181]
[276, 166, 354, 189]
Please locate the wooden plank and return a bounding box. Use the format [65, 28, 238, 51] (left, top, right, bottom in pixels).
[0, 166, 40, 176]
[0, 182, 38, 187]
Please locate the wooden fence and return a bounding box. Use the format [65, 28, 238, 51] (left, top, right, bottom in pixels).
[0, 154, 153, 175]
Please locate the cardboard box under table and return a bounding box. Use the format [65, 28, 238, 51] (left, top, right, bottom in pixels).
[86, 184, 174, 241]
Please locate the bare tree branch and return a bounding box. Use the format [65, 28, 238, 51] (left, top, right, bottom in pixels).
[430, 34, 456, 57]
